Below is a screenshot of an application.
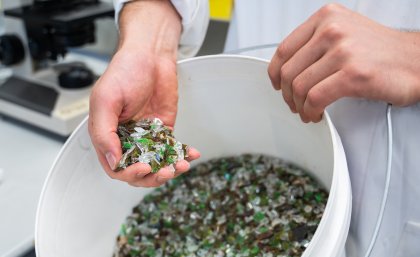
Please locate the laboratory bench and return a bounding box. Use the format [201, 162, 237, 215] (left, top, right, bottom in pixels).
[0, 51, 111, 257]
[0, 116, 65, 257]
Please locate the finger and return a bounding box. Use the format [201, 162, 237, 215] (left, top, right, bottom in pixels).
[299, 112, 311, 124]
[92, 136, 122, 176]
[281, 85, 298, 113]
[292, 50, 340, 113]
[174, 160, 190, 176]
[104, 162, 151, 183]
[281, 40, 327, 112]
[174, 147, 199, 177]
[303, 71, 349, 122]
[185, 147, 201, 162]
[129, 166, 175, 187]
[268, 13, 319, 90]
[89, 81, 124, 172]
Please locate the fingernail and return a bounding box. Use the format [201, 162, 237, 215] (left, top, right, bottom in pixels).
[105, 152, 116, 170]
[290, 104, 297, 113]
[157, 176, 169, 184]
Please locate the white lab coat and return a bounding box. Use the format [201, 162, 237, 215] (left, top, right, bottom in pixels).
[225, 0, 420, 257]
[114, 1, 420, 256]
[225, 3, 420, 257]
[113, 0, 209, 59]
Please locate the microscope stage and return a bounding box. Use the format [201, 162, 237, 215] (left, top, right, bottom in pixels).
[0, 76, 58, 115]
[0, 73, 91, 137]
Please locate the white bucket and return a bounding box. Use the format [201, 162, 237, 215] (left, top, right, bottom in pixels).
[35, 55, 351, 257]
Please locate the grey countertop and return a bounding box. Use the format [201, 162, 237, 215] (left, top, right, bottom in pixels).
[0, 117, 63, 257]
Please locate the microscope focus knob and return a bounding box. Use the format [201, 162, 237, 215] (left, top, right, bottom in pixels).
[58, 66, 95, 89]
[0, 34, 25, 65]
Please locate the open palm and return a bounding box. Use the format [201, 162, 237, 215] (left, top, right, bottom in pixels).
[89, 49, 199, 187]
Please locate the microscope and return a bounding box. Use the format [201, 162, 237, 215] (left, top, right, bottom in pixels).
[0, 0, 114, 137]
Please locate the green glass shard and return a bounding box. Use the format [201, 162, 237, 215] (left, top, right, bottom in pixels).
[115, 118, 189, 173]
[114, 154, 329, 257]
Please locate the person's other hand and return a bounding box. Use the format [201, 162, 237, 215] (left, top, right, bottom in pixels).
[268, 3, 420, 122]
[89, 0, 200, 187]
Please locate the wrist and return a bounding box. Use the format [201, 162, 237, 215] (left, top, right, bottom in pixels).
[118, 0, 182, 60]
[400, 31, 420, 103]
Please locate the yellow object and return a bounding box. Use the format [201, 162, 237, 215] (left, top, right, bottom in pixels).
[209, 0, 233, 21]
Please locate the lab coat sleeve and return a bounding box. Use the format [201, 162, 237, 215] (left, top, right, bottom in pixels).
[113, 0, 209, 59]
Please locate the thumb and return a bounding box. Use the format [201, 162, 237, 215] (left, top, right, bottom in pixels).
[89, 89, 123, 173]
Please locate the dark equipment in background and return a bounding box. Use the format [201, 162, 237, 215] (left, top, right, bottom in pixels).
[0, 0, 114, 136]
[2, 0, 113, 64]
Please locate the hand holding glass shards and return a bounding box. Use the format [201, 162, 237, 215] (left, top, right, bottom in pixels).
[116, 118, 189, 173]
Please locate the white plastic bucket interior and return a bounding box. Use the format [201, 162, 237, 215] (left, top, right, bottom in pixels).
[35, 55, 351, 257]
